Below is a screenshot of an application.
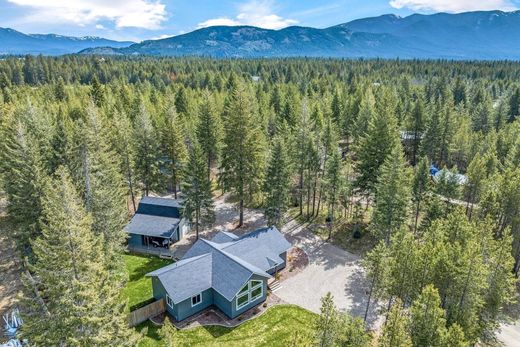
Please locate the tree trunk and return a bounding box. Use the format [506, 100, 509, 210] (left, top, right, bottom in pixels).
[239, 198, 244, 227]
[195, 208, 200, 240]
[413, 200, 421, 234]
[299, 170, 304, 216]
[364, 273, 378, 322]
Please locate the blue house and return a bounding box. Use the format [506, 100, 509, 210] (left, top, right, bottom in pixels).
[125, 197, 190, 250]
[146, 227, 291, 321]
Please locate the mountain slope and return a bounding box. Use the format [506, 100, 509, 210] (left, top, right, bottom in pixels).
[0, 28, 134, 55]
[81, 10, 520, 60]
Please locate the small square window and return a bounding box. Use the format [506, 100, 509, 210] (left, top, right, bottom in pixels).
[251, 286, 262, 301]
[166, 294, 174, 309]
[191, 293, 202, 307]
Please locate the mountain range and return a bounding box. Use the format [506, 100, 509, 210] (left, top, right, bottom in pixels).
[3, 11, 520, 59]
[0, 27, 134, 55]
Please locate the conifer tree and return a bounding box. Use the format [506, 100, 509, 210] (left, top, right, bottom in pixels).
[354, 104, 399, 198]
[264, 137, 291, 228]
[197, 92, 223, 181]
[412, 156, 431, 233]
[112, 111, 138, 212]
[443, 324, 467, 347]
[90, 75, 105, 107]
[363, 242, 389, 323]
[22, 168, 137, 346]
[182, 143, 215, 239]
[337, 315, 372, 347]
[158, 317, 179, 347]
[324, 150, 343, 239]
[163, 104, 188, 198]
[293, 100, 314, 216]
[72, 104, 128, 260]
[410, 285, 447, 347]
[372, 144, 411, 244]
[463, 154, 486, 219]
[0, 112, 45, 252]
[134, 102, 162, 196]
[379, 300, 412, 347]
[219, 81, 265, 226]
[315, 292, 339, 347]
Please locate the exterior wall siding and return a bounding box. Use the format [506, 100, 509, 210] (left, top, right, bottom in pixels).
[128, 233, 142, 247]
[151, 275, 268, 321]
[173, 288, 214, 321]
[267, 251, 287, 275]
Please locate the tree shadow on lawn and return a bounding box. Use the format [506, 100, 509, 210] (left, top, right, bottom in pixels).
[126, 254, 172, 282]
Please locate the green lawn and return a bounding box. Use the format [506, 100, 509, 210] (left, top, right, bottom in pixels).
[123, 253, 172, 310]
[136, 305, 316, 347]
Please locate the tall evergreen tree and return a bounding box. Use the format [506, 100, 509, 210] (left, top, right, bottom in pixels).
[182, 143, 215, 239]
[264, 137, 291, 228]
[410, 285, 447, 347]
[163, 104, 188, 198]
[134, 102, 162, 196]
[22, 168, 136, 346]
[324, 150, 343, 239]
[219, 81, 265, 226]
[197, 92, 223, 181]
[379, 300, 412, 347]
[315, 292, 339, 347]
[412, 156, 431, 233]
[354, 104, 399, 198]
[372, 143, 411, 244]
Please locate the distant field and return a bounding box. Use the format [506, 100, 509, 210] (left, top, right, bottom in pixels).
[123, 253, 172, 310]
[137, 305, 316, 347]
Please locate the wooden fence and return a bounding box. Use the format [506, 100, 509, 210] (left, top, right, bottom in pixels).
[128, 299, 165, 327]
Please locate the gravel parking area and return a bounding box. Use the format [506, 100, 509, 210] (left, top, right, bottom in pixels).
[276, 218, 381, 328]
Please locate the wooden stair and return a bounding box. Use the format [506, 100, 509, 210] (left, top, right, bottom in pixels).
[269, 280, 282, 293]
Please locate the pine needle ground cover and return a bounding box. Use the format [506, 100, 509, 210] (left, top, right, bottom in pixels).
[123, 253, 172, 310]
[137, 305, 316, 346]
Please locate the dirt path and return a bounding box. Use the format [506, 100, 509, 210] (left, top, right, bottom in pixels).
[0, 197, 23, 325]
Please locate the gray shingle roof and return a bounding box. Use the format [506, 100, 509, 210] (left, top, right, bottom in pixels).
[147, 254, 212, 303]
[140, 196, 182, 208]
[147, 227, 291, 303]
[124, 213, 179, 238]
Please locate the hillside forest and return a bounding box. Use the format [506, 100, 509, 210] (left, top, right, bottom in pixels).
[0, 56, 519, 346]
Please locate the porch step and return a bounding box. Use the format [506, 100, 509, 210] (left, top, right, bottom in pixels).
[269, 280, 282, 293]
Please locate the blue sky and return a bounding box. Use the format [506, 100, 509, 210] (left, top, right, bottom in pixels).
[1, 0, 519, 42]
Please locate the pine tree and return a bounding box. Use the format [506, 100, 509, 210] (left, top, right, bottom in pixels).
[324, 150, 343, 239]
[264, 137, 291, 228]
[372, 143, 411, 244]
[112, 111, 138, 212]
[21, 168, 137, 346]
[219, 81, 265, 226]
[163, 104, 188, 198]
[337, 315, 371, 347]
[134, 102, 162, 196]
[463, 154, 486, 219]
[379, 300, 412, 347]
[158, 317, 179, 347]
[197, 92, 223, 181]
[363, 242, 389, 323]
[409, 99, 426, 165]
[410, 285, 447, 347]
[90, 75, 105, 107]
[442, 324, 467, 347]
[0, 110, 46, 252]
[355, 104, 399, 198]
[412, 156, 431, 233]
[293, 100, 314, 216]
[182, 143, 215, 239]
[315, 292, 339, 347]
[72, 104, 128, 260]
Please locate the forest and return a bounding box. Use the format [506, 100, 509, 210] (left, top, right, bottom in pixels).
[0, 56, 519, 346]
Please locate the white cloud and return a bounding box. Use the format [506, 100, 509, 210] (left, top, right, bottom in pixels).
[7, 0, 167, 29]
[197, 0, 297, 30]
[389, 0, 518, 13]
[95, 24, 105, 29]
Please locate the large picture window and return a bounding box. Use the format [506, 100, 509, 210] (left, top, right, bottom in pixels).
[236, 280, 263, 310]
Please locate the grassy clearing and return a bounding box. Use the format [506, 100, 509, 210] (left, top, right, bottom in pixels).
[136, 305, 316, 347]
[123, 253, 172, 310]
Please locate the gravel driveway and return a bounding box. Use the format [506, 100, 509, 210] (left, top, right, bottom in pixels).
[277, 218, 381, 328]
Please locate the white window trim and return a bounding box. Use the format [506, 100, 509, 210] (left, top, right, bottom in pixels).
[166, 294, 174, 309]
[236, 280, 264, 310]
[191, 293, 202, 307]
